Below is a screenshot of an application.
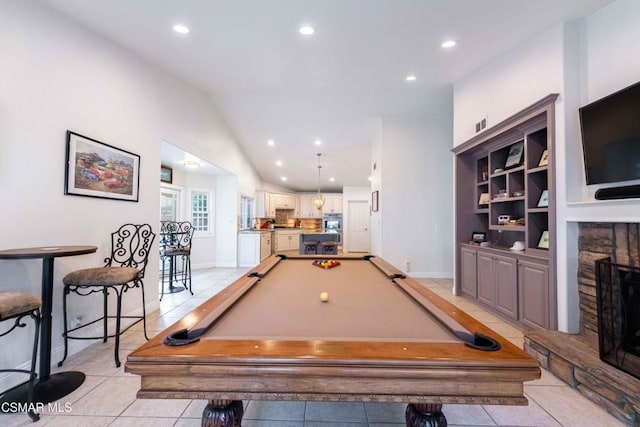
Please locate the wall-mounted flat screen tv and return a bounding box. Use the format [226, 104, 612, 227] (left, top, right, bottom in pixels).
[579, 81, 640, 185]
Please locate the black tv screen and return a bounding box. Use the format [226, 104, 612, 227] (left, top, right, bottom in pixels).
[579, 81, 640, 185]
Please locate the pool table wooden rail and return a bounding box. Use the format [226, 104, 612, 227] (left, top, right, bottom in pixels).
[126, 254, 540, 408]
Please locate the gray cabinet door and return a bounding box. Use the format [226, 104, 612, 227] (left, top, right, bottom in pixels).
[519, 259, 549, 329]
[477, 251, 495, 307]
[460, 247, 478, 298]
[494, 255, 518, 320]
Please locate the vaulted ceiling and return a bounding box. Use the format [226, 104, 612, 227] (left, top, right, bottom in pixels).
[37, 0, 614, 191]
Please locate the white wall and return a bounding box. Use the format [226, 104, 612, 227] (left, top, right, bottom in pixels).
[453, 25, 565, 146]
[0, 0, 261, 378]
[372, 115, 454, 277]
[370, 118, 383, 256]
[216, 175, 240, 267]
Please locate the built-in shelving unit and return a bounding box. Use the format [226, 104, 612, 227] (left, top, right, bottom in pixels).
[453, 94, 558, 330]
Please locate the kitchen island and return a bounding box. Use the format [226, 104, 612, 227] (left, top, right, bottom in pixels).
[299, 231, 338, 255]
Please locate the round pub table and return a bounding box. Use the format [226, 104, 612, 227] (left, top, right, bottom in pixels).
[0, 245, 97, 404]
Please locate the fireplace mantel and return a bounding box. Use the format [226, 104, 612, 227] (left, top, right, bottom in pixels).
[565, 198, 640, 223]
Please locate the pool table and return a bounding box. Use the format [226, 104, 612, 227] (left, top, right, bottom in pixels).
[125, 255, 540, 426]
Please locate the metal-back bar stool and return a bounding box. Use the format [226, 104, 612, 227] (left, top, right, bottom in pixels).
[58, 223, 156, 368]
[0, 292, 41, 421]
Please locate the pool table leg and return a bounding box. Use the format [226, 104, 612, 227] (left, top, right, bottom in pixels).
[202, 399, 243, 427]
[406, 403, 447, 427]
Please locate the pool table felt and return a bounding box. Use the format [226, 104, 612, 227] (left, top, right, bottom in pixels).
[205, 258, 458, 342]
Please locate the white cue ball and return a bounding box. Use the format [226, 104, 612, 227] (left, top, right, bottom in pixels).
[320, 291, 329, 302]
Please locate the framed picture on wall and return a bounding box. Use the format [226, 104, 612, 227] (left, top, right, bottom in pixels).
[504, 140, 524, 169]
[372, 190, 379, 212]
[160, 165, 173, 184]
[64, 130, 140, 202]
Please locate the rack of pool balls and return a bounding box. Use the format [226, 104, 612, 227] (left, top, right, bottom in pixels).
[312, 259, 341, 269]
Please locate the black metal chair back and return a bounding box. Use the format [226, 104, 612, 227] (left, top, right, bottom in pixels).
[160, 221, 193, 252]
[105, 223, 155, 274]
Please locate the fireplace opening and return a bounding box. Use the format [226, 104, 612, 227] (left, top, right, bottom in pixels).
[596, 258, 640, 380]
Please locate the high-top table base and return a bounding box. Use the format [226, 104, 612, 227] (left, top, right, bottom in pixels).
[0, 245, 96, 405]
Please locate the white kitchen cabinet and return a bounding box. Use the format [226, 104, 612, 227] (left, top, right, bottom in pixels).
[260, 232, 272, 261]
[255, 191, 274, 218]
[238, 232, 260, 267]
[274, 229, 302, 252]
[322, 194, 343, 214]
[271, 193, 297, 210]
[298, 194, 323, 218]
[239, 231, 272, 266]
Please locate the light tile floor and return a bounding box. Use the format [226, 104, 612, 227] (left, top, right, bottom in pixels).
[2, 269, 627, 426]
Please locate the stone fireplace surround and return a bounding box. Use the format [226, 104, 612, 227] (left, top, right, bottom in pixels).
[524, 222, 640, 425]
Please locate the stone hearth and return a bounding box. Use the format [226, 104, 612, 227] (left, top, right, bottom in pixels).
[524, 223, 640, 425]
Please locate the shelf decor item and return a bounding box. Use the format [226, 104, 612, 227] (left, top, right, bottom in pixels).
[160, 165, 173, 184]
[537, 230, 549, 249]
[64, 131, 140, 202]
[537, 190, 549, 207]
[538, 149, 549, 167]
[471, 231, 486, 243]
[504, 140, 524, 169]
[494, 189, 508, 200]
[478, 192, 490, 206]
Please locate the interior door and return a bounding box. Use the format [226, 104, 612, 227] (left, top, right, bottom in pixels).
[347, 200, 370, 252]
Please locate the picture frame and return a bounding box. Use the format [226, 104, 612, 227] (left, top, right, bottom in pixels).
[538, 149, 549, 167]
[471, 231, 486, 243]
[478, 192, 490, 206]
[64, 130, 140, 202]
[537, 230, 549, 249]
[537, 189, 549, 207]
[160, 165, 173, 184]
[504, 140, 524, 169]
[371, 190, 379, 212]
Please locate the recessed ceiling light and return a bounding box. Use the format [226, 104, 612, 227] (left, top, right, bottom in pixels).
[275, 160, 283, 167]
[173, 24, 190, 34]
[267, 139, 275, 146]
[329, 177, 335, 182]
[406, 75, 417, 82]
[315, 139, 322, 146]
[368, 176, 372, 181]
[281, 176, 288, 181]
[183, 160, 200, 168]
[299, 25, 315, 35]
[441, 40, 457, 48]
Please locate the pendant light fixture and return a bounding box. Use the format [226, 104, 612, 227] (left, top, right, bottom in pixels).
[314, 153, 325, 210]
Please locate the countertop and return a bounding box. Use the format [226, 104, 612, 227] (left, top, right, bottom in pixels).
[238, 229, 272, 234]
[239, 227, 331, 234]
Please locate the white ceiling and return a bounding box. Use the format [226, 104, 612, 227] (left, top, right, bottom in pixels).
[37, 0, 614, 192]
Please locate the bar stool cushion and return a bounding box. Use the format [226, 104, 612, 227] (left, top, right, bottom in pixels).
[320, 241, 337, 246]
[0, 292, 41, 320]
[164, 247, 191, 256]
[63, 267, 141, 287]
[303, 241, 319, 246]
